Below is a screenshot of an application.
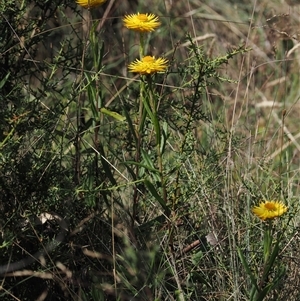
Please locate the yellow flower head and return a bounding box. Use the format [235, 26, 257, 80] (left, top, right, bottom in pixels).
[128, 55, 168, 75]
[123, 13, 161, 33]
[252, 200, 288, 220]
[76, 0, 106, 9]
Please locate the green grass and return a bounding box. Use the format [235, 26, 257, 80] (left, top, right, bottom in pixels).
[0, 0, 299, 300]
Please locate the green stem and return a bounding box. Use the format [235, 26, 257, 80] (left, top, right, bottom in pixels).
[139, 33, 145, 59]
[133, 32, 146, 224]
[263, 220, 272, 264]
[146, 76, 167, 207]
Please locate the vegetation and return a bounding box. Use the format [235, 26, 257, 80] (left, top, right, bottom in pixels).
[0, 0, 299, 300]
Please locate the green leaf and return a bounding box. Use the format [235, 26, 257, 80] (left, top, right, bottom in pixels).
[0, 72, 10, 89]
[237, 247, 259, 293]
[100, 108, 126, 121]
[160, 121, 168, 154]
[144, 179, 170, 215]
[84, 72, 100, 118]
[122, 160, 159, 174]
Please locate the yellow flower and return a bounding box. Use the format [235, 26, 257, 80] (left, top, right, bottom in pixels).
[128, 56, 168, 75]
[252, 200, 288, 220]
[76, 0, 106, 9]
[123, 13, 161, 32]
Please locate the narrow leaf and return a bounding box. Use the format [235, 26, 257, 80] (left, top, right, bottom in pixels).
[100, 108, 125, 121]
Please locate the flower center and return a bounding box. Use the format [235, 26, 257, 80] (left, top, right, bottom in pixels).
[137, 14, 148, 22]
[142, 56, 155, 63]
[264, 202, 276, 211]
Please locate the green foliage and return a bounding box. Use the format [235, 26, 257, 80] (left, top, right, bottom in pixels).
[0, 0, 299, 301]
